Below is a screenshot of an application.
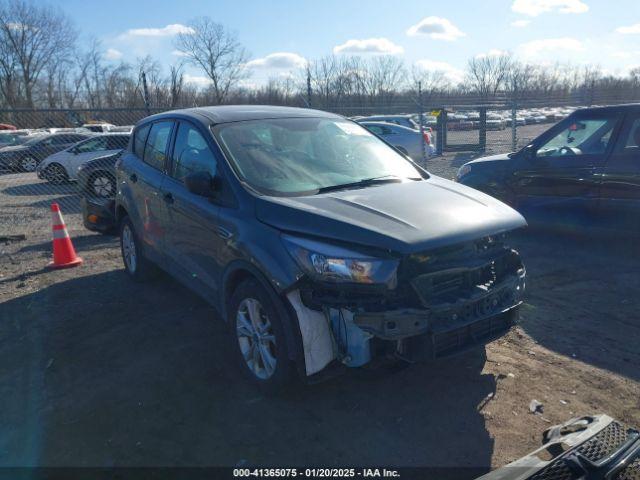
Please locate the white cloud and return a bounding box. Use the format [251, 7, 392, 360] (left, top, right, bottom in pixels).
[414, 59, 465, 85]
[104, 48, 123, 61]
[183, 74, 212, 87]
[333, 38, 403, 55]
[245, 52, 307, 70]
[519, 37, 584, 57]
[511, 19, 531, 27]
[611, 50, 640, 59]
[475, 49, 510, 59]
[123, 23, 194, 38]
[406, 17, 465, 41]
[511, 0, 589, 16]
[616, 23, 640, 35]
[171, 49, 189, 57]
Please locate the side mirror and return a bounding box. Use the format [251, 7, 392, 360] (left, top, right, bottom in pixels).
[521, 145, 536, 162]
[184, 171, 216, 197]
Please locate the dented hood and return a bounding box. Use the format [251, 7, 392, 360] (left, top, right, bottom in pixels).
[255, 175, 527, 255]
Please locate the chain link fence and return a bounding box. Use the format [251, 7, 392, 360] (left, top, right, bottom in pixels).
[0, 101, 604, 243]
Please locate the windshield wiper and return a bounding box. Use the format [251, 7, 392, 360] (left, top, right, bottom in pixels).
[315, 175, 411, 194]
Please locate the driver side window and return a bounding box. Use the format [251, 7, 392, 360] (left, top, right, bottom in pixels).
[536, 117, 617, 158]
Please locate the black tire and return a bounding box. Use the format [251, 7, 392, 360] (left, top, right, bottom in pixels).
[88, 171, 116, 198]
[43, 163, 68, 184]
[119, 215, 157, 282]
[227, 279, 295, 391]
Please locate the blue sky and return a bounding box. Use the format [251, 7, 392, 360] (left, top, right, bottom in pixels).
[58, 0, 640, 87]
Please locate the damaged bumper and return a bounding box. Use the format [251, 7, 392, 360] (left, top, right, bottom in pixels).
[288, 240, 526, 376]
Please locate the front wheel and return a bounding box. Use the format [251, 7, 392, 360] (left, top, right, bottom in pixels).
[228, 279, 295, 391]
[89, 172, 116, 198]
[43, 163, 68, 184]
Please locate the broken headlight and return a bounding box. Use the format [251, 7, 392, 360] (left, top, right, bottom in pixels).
[282, 235, 398, 287]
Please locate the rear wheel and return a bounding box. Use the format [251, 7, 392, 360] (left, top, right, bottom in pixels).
[43, 163, 68, 184]
[119, 216, 157, 282]
[228, 279, 294, 391]
[20, 155, 38, 172]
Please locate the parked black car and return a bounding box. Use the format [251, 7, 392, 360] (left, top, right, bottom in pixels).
[456, 104, 640, 231]
[115, 106, 527, 390]
[0, 132, 92, 172]
[79, 150, 122, 234]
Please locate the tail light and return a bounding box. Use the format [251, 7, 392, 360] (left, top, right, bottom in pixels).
[422, 131, 431, 145]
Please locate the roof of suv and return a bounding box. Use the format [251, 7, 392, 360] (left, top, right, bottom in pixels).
[141, 105, 342, 125]
[571, 103, 640, 114]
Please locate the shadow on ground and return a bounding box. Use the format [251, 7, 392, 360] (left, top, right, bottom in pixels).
[0, 269, 495, 470]
[510, 227, 640, 381]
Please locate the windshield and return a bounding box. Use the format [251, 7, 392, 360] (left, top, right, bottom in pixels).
[213, 117, 422, 196]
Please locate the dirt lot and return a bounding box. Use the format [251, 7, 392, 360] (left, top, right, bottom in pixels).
[0, 143, 639, 471]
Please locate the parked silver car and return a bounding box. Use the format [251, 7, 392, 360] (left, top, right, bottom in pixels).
[37, 133, 130, 184]
[360, 121, 435, 161]
[356, 114, 419, 130]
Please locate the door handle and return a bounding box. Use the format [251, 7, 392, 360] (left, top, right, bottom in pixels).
[129, 173, 138, 183]
[163, 192, 174, 204]
[217, 226, 232, 240]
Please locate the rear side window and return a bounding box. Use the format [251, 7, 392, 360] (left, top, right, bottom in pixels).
[143, 121, 173, 170]
[133, 124, 151, 158]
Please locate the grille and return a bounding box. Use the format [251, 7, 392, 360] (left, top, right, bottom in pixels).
[529, 422, 639, 480]
[432, 311, 512, 356]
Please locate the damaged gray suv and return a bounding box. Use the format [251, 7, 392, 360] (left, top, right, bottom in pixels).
[115, 106, 527, 389]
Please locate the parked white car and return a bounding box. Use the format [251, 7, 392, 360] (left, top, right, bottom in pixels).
[37, 133, 129, 184]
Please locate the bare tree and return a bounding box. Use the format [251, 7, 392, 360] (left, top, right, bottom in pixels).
[174, 17, 249, 104]
[0, 0, 77, 107]
[465, 53, 512, 101]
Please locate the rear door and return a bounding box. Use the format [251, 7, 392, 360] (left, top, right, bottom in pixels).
[127, 120, 174, 260]
[161, 120, 222, 294]
[597, 111, 640, 230]
[509, 111, 621, 217]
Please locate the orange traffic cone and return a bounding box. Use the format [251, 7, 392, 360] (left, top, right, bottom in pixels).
[48, 203, 83, 269]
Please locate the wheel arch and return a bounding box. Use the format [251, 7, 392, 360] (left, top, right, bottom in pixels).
[221, 260, 306, 373]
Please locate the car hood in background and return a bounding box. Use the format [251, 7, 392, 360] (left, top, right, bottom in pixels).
[256, 176, 527, 254]
[0, 145, 28, 155]
[466, 152, 513, 165]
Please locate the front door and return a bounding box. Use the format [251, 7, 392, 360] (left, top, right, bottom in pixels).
[161, 120, 222, 295]
[597, 112, 640, 231]
[509, 112, 621, 222]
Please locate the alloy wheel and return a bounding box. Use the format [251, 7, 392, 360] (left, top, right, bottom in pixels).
[92, 174, 114, 197]
[236, 298, 277, 380]
[21, 156, 38, 172]
[121, 224, 137, 273]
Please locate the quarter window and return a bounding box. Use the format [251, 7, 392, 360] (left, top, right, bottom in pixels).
[133, 124, 151, 159]
[76, 137, 108, 153]
[143, 121, 173, 170]
[170, 122, 217, 182]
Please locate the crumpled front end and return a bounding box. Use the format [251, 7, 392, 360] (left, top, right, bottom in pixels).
[287, 234, 526, 376]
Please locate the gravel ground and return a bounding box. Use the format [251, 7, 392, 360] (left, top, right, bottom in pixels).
[0, 133, 638, 471]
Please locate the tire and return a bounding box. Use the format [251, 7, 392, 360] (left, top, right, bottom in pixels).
[119, 215, 157, 282]
[43, 163, 68, 184]
[228, 279, 295, 391]
[89, 171, 116, 198]
[20, 155, 38, 172]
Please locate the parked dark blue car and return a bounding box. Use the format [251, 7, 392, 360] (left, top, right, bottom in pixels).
[456, 104, 640, 231]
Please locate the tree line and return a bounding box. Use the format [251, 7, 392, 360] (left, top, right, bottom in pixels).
[0, 0, 638, 114]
